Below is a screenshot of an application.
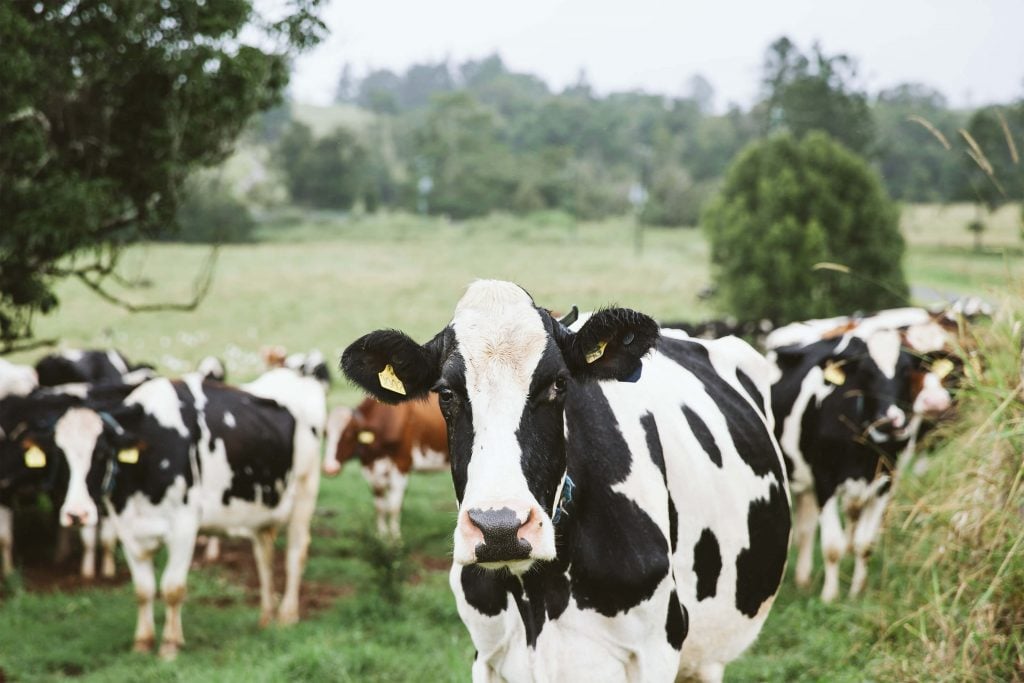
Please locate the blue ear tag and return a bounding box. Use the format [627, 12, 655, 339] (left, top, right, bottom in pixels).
[622, 365, 643, 383]
[552, 475, 576, 525]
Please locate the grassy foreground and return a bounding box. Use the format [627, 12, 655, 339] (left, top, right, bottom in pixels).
[1, 209, 1022, 681]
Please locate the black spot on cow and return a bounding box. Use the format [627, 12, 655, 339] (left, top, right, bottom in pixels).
[659, 338, 784, 483]
[199, 383, 295, 507]
[641, 412, 666, 478]
[734, 483, 791, 617]
[461, 566, 509, 616]
[736, 368, 765, 415]
[682, 406, 721, 468]
[460, 563, 571, 648]
[693, 528, 722, 600]
[665, 590, 687, 650]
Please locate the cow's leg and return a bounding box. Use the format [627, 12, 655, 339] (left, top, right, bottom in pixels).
[0, 505, 13, 577]
[793, 491, 819, 589]
[157, 513, 199, 660]
[849, 489, 891, 598]
[79, 523, 98, 580]
[100, 519, 118, 578]
[122, 545, 157, 653]
[54, 525, 74, 564]
[204, 535, 221, 562]
[252, 527, 277, 627]
[387, 471, 409, 541]
[278, 469, 319, 625]
[819, 495, 845, 603]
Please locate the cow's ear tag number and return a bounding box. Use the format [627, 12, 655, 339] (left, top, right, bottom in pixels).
[118, 447, 140, 464]
[931, 358, 954, 380]
[378, 364, 407, 395]
[357, 430, 376, 444]
[585, 340, 608, 364]
[24, 445, 46, 469]
[823, 361, 846, 386]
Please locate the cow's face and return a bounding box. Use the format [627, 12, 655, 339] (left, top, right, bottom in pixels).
[342, 281, 659, 572]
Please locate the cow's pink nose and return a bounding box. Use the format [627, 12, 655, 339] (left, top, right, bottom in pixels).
[322, 459, 341, 476]
[459, 503, 546, 563]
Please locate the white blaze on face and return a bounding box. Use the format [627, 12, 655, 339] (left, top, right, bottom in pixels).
[450, 280, 555, 565]
[55, 408, 104, 527]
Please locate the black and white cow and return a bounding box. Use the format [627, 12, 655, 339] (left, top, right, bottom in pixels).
[769, 326, 951, 601]
[35, 349, 156, 387]
[341, 280, 791, 683]
[18, 369, 324, 658]
[0, 382, 146, 579]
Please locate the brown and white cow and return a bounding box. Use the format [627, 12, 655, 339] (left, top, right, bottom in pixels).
[322, 394, 448, 539]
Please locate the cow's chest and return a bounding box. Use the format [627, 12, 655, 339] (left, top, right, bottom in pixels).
[452, 565, 680, 683]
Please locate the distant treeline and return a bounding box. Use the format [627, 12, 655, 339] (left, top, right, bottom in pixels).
[256, 38, 1023, 225]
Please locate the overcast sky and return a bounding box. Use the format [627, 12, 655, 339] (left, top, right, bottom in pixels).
[289, 0, 1023, 111]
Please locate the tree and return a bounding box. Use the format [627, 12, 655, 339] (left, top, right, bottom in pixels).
[703, 133, 908, 324]
[0, 1, 324, 350]
[759, 37, 874, 155]
[277, 122, 369, 210]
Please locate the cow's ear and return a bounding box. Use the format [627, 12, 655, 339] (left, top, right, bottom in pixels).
[559, 308, 660, 382]
[342, 329, 442, 404]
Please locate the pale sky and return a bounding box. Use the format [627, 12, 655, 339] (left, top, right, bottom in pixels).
[289, 0, 1023, 111]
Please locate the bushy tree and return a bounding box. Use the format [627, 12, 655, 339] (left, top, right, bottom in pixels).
[171, 177, 256, 244]
[277, 122, 368, 210]
[703, 132, 908, 323]
[0, 0, 323, 350]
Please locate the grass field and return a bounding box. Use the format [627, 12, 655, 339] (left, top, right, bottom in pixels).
[1, 207, 1021, 681]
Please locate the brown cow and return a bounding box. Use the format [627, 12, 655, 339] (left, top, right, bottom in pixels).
[322, 394, 448, 539]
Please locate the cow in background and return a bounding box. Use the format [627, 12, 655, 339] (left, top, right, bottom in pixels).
[262, 346, 331, 389]
[323, 394, 448, 539]
[35, 349, 155, 387]
[769, 324, 952, 601]
[342, 281, 791, 683]
[14, 368, 325, 658]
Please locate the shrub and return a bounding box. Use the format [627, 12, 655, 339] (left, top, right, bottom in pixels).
[703, 132, 908, 323]
[171, 178, 255, 244]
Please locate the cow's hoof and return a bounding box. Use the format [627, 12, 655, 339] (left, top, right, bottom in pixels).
[158, 641, 181, 661]
[259, 611, 274, 628]
[820, 589, 838, 604]
[132, 638, 154, 654]
[794, 575, 811, 590]
[277, 609, 299, 626]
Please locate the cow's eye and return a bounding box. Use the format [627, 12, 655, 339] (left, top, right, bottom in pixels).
[437, 387, 455, 405]
[553, 376, 567, 393]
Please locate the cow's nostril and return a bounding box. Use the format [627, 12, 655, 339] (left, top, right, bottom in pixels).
[467, 507, 532, 562]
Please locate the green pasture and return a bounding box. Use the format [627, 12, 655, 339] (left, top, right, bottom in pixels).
[1, 207, 1021, 681]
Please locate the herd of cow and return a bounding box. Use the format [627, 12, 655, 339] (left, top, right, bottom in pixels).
[0, 280, 984, 681]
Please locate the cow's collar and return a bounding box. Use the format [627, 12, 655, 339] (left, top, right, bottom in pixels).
[551, 472, 576, 525]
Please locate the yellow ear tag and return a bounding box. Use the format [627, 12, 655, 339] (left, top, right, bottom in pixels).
[585, 340, 608, 364]
[823, 361, 847, 386]
[931, 358, 955, 380]
[378, 364, 406, 395]
[357, 430, 376, 445]
[117, 447, 140, 464]
[24, 446, 46, 469]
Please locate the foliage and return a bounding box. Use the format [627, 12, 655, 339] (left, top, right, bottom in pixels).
[957, 103, 1024, 209]
[277, 122, 369, 210]
[170, 176, 256, 244]
[759, 37, 874, 156]
[703, 132, 908, 323]
[0, 0, 324, 350]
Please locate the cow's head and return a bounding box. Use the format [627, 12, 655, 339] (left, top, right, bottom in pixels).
[777, 329, 912, 443]
[322, 407, 380, 476]
[342, 280, 659, 572]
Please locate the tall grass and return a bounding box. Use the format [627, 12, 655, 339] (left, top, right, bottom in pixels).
[870, 289, 1023, 680]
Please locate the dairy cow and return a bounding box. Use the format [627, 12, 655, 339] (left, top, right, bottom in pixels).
[322, 394, 448, 539]
[342, 280, 791, 683]
[16, 370, 324, 658]
[769, 325, 952, 601]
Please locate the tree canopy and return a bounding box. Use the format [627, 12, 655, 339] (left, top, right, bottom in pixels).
[0, 0, 324, 350]
[703, 132, 909, 324]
